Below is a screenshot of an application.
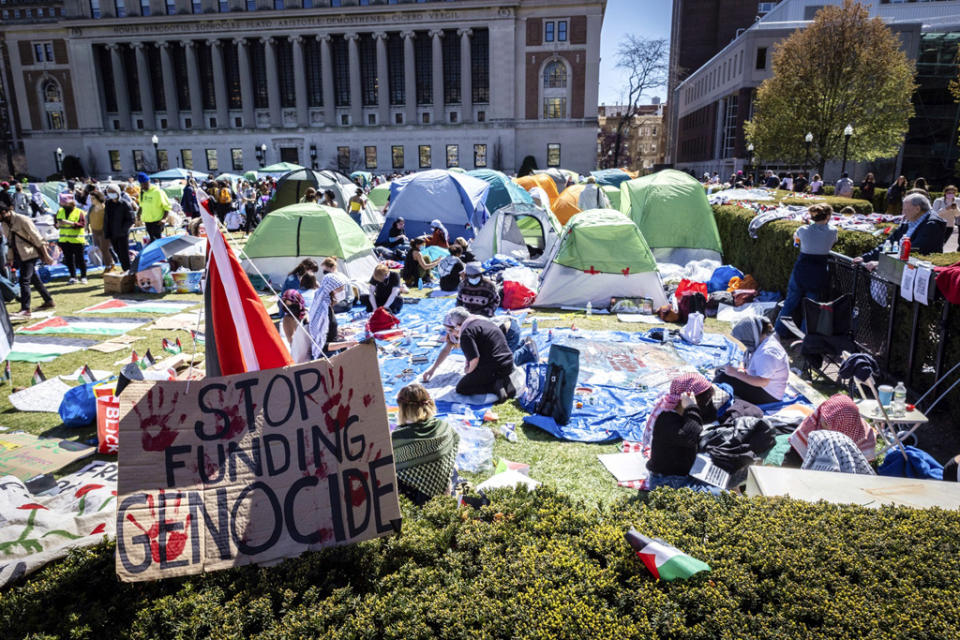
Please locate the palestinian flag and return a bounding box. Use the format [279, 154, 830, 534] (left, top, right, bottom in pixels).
[625, 528, 710, 581]
[78, 364, 97, 384]
[130, 350, 139, 364]
[162, 338, 182, 355]
[139, 349, 156, 369]
[190, 330, 205, 345]
[31, 365, 46, 386]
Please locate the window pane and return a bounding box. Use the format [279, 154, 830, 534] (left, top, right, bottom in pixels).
[34, 44, 43, 63]
[544, 97, 566, 119]
[148, 44, 165, 111]
[206, 149, 218, 172]
[219, 0, 228, 11]
[388, 33, 404, 105]
[198, 42, 216, 111]
[419, 145, 431, 169]
[109, 150, 122, 172]
[250, 39, 269, 108]
[337, 146, 350, 173]
[232, 148, 243, 171]
[545, 21, 554, 42]
[446, 144, 459, 168]
[543, 61, 566, 88]
[473, 143, 487, 168]
[90, 0, 101, 18]
[276, 38, 296, 109]
[471, 28, 489, 104]
[359, 34, 377, 106]
[166, 0, 175, 15]
[392, 145, 404, 169]
[442, 29, 460, 104]
[140, 0, 150, 16]
[246, 0, 255, 9]
[182, 149, 193, 170]
[414, 31, 432, 105]
[558, 20, 567, 42]
[305, 37, 324, 107]
[547, 143, 560, 167]
[44, 43, 54, 62]
[223, 40, 242, 109]
[191, 0, 200, 13]
[132, 149, 144, 171]
[332, 35, 350, 107]
[365, 145, 377, 169]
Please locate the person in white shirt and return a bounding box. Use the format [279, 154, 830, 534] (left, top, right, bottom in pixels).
[714, 317, 790, 405]
[809, 174, 824, 195]
[932, 185, 959, 243]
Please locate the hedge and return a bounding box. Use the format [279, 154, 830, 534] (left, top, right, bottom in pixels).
[4, 488, 960, 640]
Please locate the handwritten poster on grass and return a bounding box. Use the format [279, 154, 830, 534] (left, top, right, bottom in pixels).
[114, 342, 401, 582]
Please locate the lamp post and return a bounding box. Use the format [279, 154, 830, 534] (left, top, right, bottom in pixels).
[259, 143, 267, 168]
[54, 147, 63, 175]
[151, 134, 160, 171]
[310, 144, 318, 170]
[804, 132, 813, 174]
[746, 143, 754, 184]
[840, 124, 853, 178]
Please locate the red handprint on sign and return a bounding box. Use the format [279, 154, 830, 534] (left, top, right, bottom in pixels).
[133, 387, 184, 451]
[319, 366, 359, 434]
[125, 490, 192, 564]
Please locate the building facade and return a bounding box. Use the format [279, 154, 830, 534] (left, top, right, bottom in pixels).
[0, 0, 605, 178]
[667, 0, 960, 187]
[596, 102, 664, 172]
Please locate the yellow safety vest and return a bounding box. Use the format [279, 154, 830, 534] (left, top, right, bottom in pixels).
[56, 207, 86, 244]
[140, 187, 171, 223]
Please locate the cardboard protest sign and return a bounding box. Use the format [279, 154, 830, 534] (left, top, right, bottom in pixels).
[114, 341, 401, 582]
[0, 432, 96, 480]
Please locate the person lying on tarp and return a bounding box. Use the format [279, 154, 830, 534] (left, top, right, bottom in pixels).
[714, 316, 790, 405]
[645, 373, 723, 495]
[421, 306, 517, 401]
[391, 383, 460, 506]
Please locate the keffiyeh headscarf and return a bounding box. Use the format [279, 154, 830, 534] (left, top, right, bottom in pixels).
[281, 289, 307, 321]
[802, 430, 875, 475]
[430, 219, 449, 243]
[789, 394, 876, 461]
[731, 316, 765, 353]
[307, 271, 351, 359]
[642, 373, 713, 452]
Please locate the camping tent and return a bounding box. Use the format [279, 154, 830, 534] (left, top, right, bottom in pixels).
[149, 168, 207, 181]
[471, 203, 563, 268]
[534, 168, 570, 194]
[240, 203, 378, 288]
[268, 169, 383, 232]
[619, 169, 722, 263]
[534, 208, 668, 309]
[467, 169, 533, 214]
[590, 168, 633, 188]
[376, 169, 490, 243]
[515, 173, 560, 208]
[349, 171, 373, 188]
[260, 162, 305, 176]
[553, 184, 612, 225]
[368, 182, 391, 209]
[602, 185, 621, 210]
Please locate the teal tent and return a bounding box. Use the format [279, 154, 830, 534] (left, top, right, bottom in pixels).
[467, 169, 533, 213]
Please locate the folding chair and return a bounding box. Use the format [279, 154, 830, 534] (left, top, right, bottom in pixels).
[779, 294, 859, 378]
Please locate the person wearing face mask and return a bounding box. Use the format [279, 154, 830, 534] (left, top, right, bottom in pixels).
[933, 185, 959, 244]
[456, 262, 500, 318]
[85, 189, 114, 271]
[0, 200, 55, 318]
[11, 183, 30, 216]
[55, 192, 87, 284]
[103, 184, 135, 272]
[305, 271, 359, 361]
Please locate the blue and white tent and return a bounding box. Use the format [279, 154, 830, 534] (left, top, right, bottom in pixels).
[376, 169, 490, 243]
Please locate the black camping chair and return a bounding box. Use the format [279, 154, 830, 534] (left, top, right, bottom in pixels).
[779, 294, 859, 378]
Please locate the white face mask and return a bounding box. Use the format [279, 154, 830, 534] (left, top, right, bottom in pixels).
[467, 276, 481, 285]
[107, 192, 119, 200]
[333, 288, 347, 303]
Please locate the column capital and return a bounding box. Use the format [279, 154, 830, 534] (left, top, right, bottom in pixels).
[372, 31, 388, 41]
[344, 32, 359, 42]
[232, 37, 247, 47]
[131, 42, 146, 50]
[429, 29, 444, 38]
[457, 28, 473, 38]
[184, 40, 197, 50]
[206, 38, 222, 48]
[290, 34, 304, 45]
[260, 36, 275, 46]
[157, 41, 172, 50]
[319, 33, 332, 43]
[400, 30, 416, 40]
[105, 43, 121, 51]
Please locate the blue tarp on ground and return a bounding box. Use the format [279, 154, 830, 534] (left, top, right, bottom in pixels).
[377, 170, 491, 244]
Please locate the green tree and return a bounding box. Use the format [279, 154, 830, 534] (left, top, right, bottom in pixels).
[744, 1, 916, 178]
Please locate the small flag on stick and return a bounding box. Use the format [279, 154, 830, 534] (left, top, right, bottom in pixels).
[78, 364, 97, 384]
[162, 338, 182, 355]
[625, 528, 710, 581]
[139, 349, 156, 369]
[31, 365, 46, 386]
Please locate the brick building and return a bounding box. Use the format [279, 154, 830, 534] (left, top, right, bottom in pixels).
[596, 101, 664, 173]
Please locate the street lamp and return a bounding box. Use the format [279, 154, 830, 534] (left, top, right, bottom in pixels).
[151, 134, 160, 170]
[804, 132, 813, 173]
[746, 143, 754, 184]
[259, 143, 267, 168]
[310, 144, 318, 170]
[54, 147, 63, 175]
[840, 124, 853, 178]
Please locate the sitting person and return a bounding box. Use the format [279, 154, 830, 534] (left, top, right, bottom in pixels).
[391, 383, 459, 506]
[304, 271, 359, 361]
[436, 244, 465, 292]
[363, 263, 404, 314]
[282, 258, 318, 293]
[775, 204, 837, 337]
[421, 306, 516, 401]
[645, 373, 723, 495]
[381, 217, 408, 249]
[425, 219, 450, 248]
[457, 262, 500, 317]
[784, 394, 877, 468]
[280, 289, 307, 345]
[857, 193, 945, 267]
[454, 237, 475, 263]
[715, 317, 790, 405]
[401, 237, 441, 287]
[801, 431, 874, 475]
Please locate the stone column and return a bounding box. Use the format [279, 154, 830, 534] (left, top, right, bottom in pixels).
[158, 42, 179, 128]
[133, 43, 155, 128]
[235, 38, 255, 128]
[262, 37, 282, 127]
[458, 28, 472, 123]
[320, 34, 335, 126]
[430, 29, 444, 123]
[402, 31, 416, 125]
[107, 44, 132, 130]
[374, 31, 389, 126]
[346, 32, 361, 126]
[208, 39, 229, 129]
[291, 35, 309, 127]
[183, 41, 204, 128]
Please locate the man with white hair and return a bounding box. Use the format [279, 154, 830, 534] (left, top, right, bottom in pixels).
[857, 192, 944, 268]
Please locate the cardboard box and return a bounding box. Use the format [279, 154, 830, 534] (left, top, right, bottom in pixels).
[103, 271, 136, 294]
[188, 254, 206, 271]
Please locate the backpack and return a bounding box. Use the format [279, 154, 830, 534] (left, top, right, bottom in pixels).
[519, 344, 579, 426]
[677, 291, 707, 323]
[218, 188, 232, 204]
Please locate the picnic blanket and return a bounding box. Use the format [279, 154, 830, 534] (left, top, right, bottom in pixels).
[79, 299, 197, 314]
[16, 316, 150, 336]
[7, 336, 98, 362]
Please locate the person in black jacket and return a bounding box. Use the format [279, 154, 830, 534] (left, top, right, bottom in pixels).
[103, 184, 136, 272]
[856, 193, 944, 268]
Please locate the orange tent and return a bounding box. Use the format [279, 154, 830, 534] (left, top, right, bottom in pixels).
[516, 174, 560, 208]
[553, 184, 586, 225]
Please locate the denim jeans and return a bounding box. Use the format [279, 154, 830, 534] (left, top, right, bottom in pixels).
[775, 254, 828, 337]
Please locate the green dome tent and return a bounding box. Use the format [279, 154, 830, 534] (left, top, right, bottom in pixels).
[601, 184, 621, 210]
[619, 169, 722, 263]
[534, 209, 668, 309]
[269, 169, 383, 232]
[240, 203, 378, 289]
[368, 182, 391, 210]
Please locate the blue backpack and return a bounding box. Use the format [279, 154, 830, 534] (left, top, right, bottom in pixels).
[518, 344, 579, 426]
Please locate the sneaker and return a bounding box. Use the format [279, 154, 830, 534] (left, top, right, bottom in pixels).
[10, 310, 31, 318]
[80, 277, 88, 284]
[37, 300, 56, 310]
[68, 278, 77, 284]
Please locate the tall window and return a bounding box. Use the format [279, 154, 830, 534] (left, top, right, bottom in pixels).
[358, 34, 377, 106]
[721, 94, 738, 159]
[246, 0, 255, 9]
[198, 43, 216, 111]
[544, 61, 566, 89]
[364, 145, 377, 169]
[419, 145, 431, 169]
[172, 44, 191, 110]
[192, 0, 200, 13]
[414, 32, 432, 105]
[388, 33, 404, 106]
[206, 149, 218, 172]
[139, 0, 150, 16]
[392, 145, 404, 169]
[98, 46, 118, 112]
[132, 150, 145, 171]
[147, 45, 165, 111]
[90, 0, 101, 17]
[446, 144, 459, 168]
[223, 41, 242, 109]
[109, 150, 122, 172]
[157, 149, 169, 170]
[755, 47, 767, 70]
[547, 143, 560, 167]
[544, 98, 566, 119]
[545, 21, 554, 42]
[115, 0, 125, 17]
[120, 46, 142, 112]
[166, 0, 175, 15]
[542, 60, 568, 119]
[273, 0, 283, 8]
[305, 37, 324, 107]
[557, 20, 567, 42]
[181, 148, 194, 169]
[250, 40, 269, 109]
[471, 28, 489, 104]
[337, 146, 350, 173]
[331, 35, 350, 107]
[442, 30, 460, 104]
[302, 0, 311, 6]
[473, 143, 487, 168]
[42, 81, 65, 130]
[276, 38, 296, 109]
[218, 0, 228, 11]
[231, 148, 243, 170]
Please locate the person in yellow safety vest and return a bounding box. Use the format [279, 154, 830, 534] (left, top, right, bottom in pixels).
[137, 172, 171, 243]
[55, 192, 88, 284]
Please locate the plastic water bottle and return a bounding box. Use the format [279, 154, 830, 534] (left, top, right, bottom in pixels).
[417, 276, 423, 289]
[531, 318, 539, 335]
[585, 301, 592, 316]
[882, 239, 891, 254]
[892, 381, 907, 417]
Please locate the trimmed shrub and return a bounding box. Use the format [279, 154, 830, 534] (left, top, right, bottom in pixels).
[4, 489, 960, 640]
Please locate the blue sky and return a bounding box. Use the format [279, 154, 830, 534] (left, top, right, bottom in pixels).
[598, 0, 673, 106]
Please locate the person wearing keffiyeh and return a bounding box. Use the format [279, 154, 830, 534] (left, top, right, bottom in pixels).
[307, 271, 352, 360]
[801, 430, 875, 475]
[786, 394, 877, 466]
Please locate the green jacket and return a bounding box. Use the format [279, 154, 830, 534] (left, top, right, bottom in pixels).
[140, 186, 171, 223]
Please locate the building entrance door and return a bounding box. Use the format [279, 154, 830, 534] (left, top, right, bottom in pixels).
[280, 147, 299, 164]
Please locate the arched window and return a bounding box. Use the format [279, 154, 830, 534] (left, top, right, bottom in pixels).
[543, 61, 567, 89]
[42, 80, 65, 130]
[541, 58, 570, 120]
